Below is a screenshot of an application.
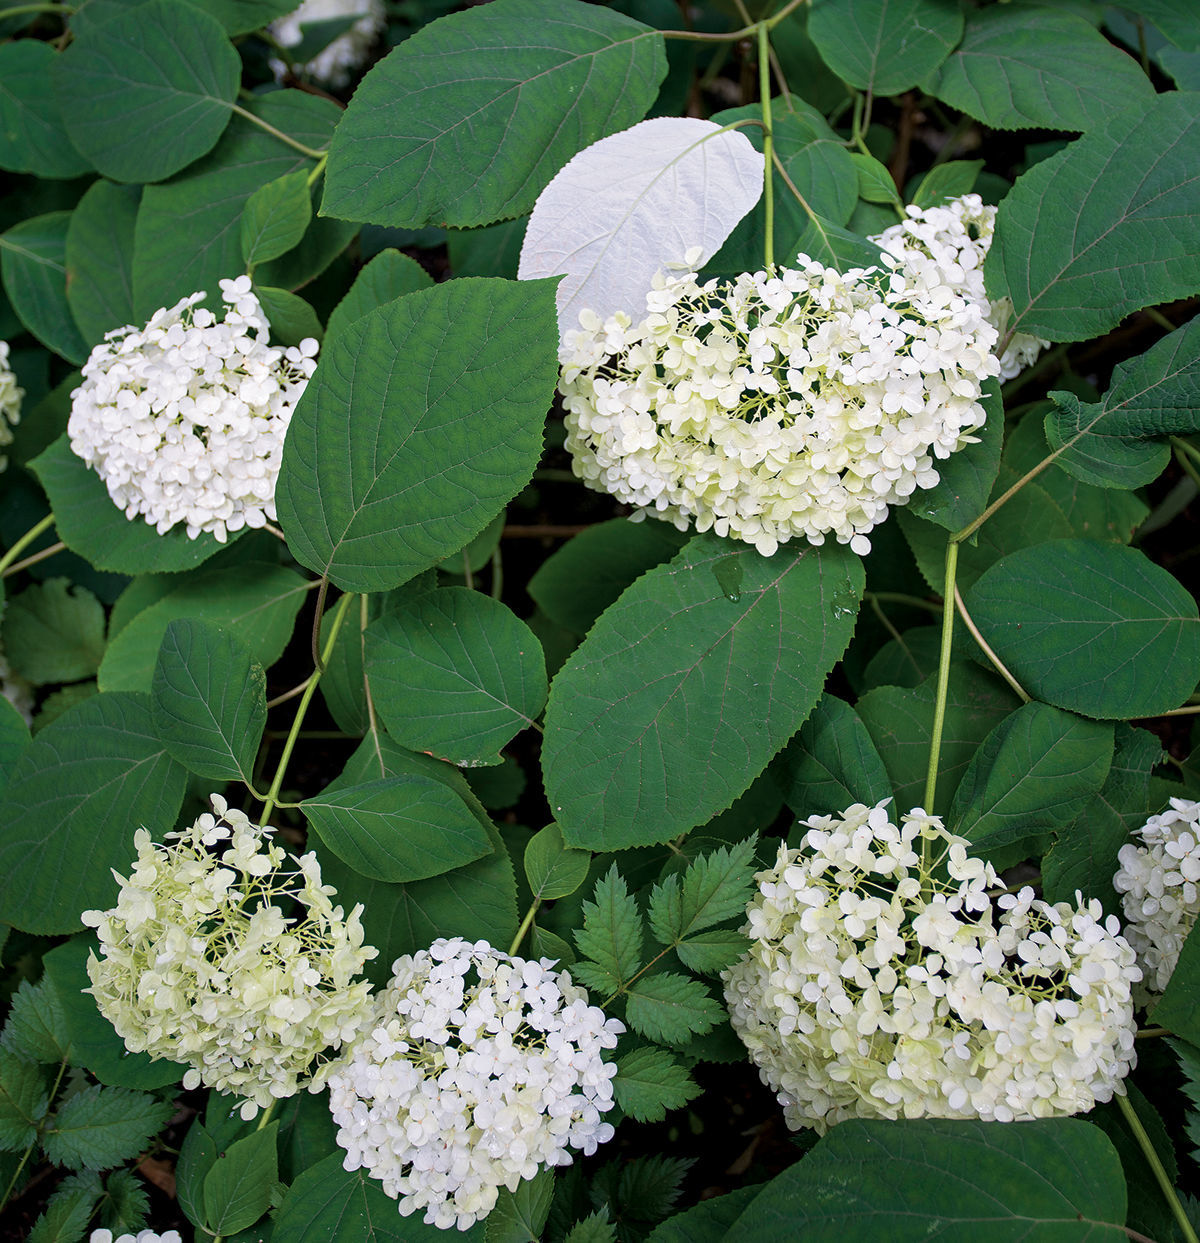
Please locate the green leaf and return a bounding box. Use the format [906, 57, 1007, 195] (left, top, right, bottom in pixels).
[0, 977, 71, 1064]
[98, 562, 309, 693]
[965, 539, 1200, 719]
[486, 1169, 555, 1243]
[26, 1171, 102, 1243]
[366, 588, 547, 766]
[857, 664, 1022, 817]
[524, 824, 591, 902]
[276, 277, 558, 593]
[30, 435, 228, 574]
[254, 285, 323, 346]
[924, 7, 1153, 132]
[673, 928, 749, 975]
[99, 1168, 151, 1237]
[322, 0, 666, 228]
[178, 1122, 219, 1234]
[948, 702, 1114, 868]
[54, 0, 239, 183]
[563, 1211, 616, 1243]
[777, 692, 893, 819]
[612, 1046, 701, 1124]
[65, 179, 141, 350]
[150, 618, 267, 784]
[987, 92, 1200, 343]
[192, 0, 295, 35]
[808, 0, 963, 97]
[242, 170, 312, 268]
[644, 1187, 761, 1243]
[1, 212, 88, 363]
[0, 41, 92, 178]
[0, 692, 187, 933]
[573, 866, 644, 994]
[1148, 919, 1200, 1043]
[204, 1122, 279, 1235]
[301, 776, 493, 883]
[43, 1084, 173, 1170]
[729, 1118, 1126, 1240]
[449, 216, 528, 280]
[1043, 391, 1171, 489]
[849, 152, 900, 205]
[625, 973, 721, 1045]
[543, 534, 864, 851]
[0, 696, 30, 793]
[648, 838, 757, 947]
[323, 249, 433, 347]
[527, 519, 687, 636]
[2, 577, 106, 685]
[908, 160, 983, 210]
[273, 1152, 486, 1241]
[0, 1048, 49, 1151]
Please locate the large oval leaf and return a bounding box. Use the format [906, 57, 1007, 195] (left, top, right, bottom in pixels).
[65, 180, 141, 351]
[322, 0, 666, 229]
[275, 277, 559, 593]
[0, 41, 92, 179]
[965, 538, 1200, 719]
[518, 117, 763, 337]
[1, 213, 88, 364]
[542, 532, 864, 851]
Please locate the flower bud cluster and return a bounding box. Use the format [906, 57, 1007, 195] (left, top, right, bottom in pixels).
[0, 339, 23, 472]
[269, 0, 386, 88]
[723, 800, 1139, 1133]
[81, 795, 377, 1120]
[68, 276, 318, 543]
[1114, 797, 1200, 1001]
[869, 193, 1049, 380]
[559, 250, 1000, 557]
[327, 937, 624, 1231]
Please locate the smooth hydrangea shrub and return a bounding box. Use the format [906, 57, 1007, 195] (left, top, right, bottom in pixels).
[67, 276, 318, 543]
[82, 795, 377, 1120]
[268, 0, 386, 87]
[327, 937, 624, 1231]
[558, 252, 1000, 556]
[723, 799, 1140, 1132]
[0, 339, 22, 472]
[1114, 797, 1200, 1001]
[869, 193, 1049, 381]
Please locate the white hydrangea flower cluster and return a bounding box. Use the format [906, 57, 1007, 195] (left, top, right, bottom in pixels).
[870, 193, 1049, 381]
[327, 937, 624, 1232]
[559, 251, 1000, 557]
[269, 0, 386, 88]
[723, 799, 1139, 1133]
[1114, 797, 1200, 1001]
[81, 794, 377, 1120]
[0, 339, 23, 472]
[67, 276, 318, 543]
[88, 1231, 183, 1243]
[0, 643, 33, 723]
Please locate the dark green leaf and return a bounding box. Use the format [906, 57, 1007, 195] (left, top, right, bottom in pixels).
[573, 866, 643, 994]
[192, 0, 295, 35]
[204, 1123, 279, 1235]
[647, 838, 757, 946]
[0, 692, 187, 933]
[242, 170, 312, 267]
[908, 160, 983, 209]
[276, 277, 558, 593]
[965, 539, 1200, 719]
[254, 286, 323, 346]
[2, 577, 106, 685]
[924, 7, 1153, 131]
[673, 929, 749, 974]
[850, 152, 900, 205]
[1043, 391, 1170, 489]
[0, 42, 92, 178]
[987, 93, 1200, 342]
[625, 973, 721, 1044]
[1117, 1, 1200, 52]
[43, 1084, 173, 1170]
[1150, 920, 1200, 1043]
[1, 212, 88, 362]
[26, 1171, 102, 1243]
[524, 824, 591, 902]
[178, 1123, 219, 1234]
[322, 0, 666, 228]
[150, 618, 267, 783]
[544, 534, 863, 851]
[99, 1168, 151, 1237]
[644, 1187, 761, 1243]
[54, 0, 239, 183]
[448, 217, 527, 280]
[612, 1046, 701, 1123]
[323, 249, 433, 346]
[0, 697, 30, 793]
[0, 1049, 49, 1151]
[563, 1211, 616, 1243]
[65, 180, 141, 350]
[0, 977, 71, 1064]
[487, 1170, 555, 1243]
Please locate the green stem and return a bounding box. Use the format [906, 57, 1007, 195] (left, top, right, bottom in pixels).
[922, 540, 959, 825]
[306, 151, 328, 189]
[1, 1055, 69, 1212]
[1116, 1092, 1198, 1243]
[229, 103, 327, 160]
[757, 22, 774, 268]
[508, 899, 542, 956]
[0, 513, 55, 576]
[490, 544, 504, 601]
[659, 0, 804, 42]
[1, 540, 65, 578]
[259, 590, 355, 824]
[865, 590, 942, 614]
[954, 584, 1029, 703]
[0, 1, 74, 16]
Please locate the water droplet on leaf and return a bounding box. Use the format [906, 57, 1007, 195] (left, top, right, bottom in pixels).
[713, 554, 742, 602]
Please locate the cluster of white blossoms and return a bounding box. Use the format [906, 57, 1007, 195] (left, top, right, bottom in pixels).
[0, 644, 33, 723]
[88, 1231, 183, 1243]
[1114, 797, 1200, 1002]
[870, 193, 1049, 381]
[269, 0, 386, 87]
[68, 276, 318, 543]
[82, 795, 377, 1120]
[327, 937, 624, 1231]
[723, 799, 1139, 1133]
[559, 248, 1000, 557]
[0, 339, 23, 472]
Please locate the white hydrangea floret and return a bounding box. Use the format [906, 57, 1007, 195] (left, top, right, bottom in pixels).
[81, 795, 377, 1120]
[0, 642, 33, 723]
[269, 0, 386, 88]
[1114, 796, 1200, 1001]
[68, 276, 318, 543]
[869, 193, 1049, 381]
[88, 1231, 183, 1243]
[327, 937, 624, 1232]
[559, 249, 1000, 558]
[0, 339, 23, 472]
[723, 799, 1139, 1134]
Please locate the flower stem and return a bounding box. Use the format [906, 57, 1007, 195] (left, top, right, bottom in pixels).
[0, 513, 55, 576]
[229, 102, 328, 160]
[922, 539, 959, 826]
[758, 21, 774, 269]
[0, 2, 74, 17]
[508, 899, 542, 956]
[1116, 1091, 1199, 1243]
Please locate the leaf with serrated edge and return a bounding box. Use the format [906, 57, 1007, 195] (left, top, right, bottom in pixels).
[613, 1046, 701, 1123]
[324, 249, 433, 346]
[573, 866, 643, 992]
[26, 1171, 101, 1243]
[675, 929, 750, 975]
[42, 1084, 172, 1170]
[203, 1123, 279, 1235]
[524, 824, 591, 902]
[0, 42, 92, 178]
[2, 577, 106, 686]
[624, 972, 721, 1045]
[648, 838, 756, 947]
[486, 1169, 555, 1243]
[0, 978, 71, 1064]
[519, 117, 762, 339]
[66, 180, 140, 352]
[0, 1049, 50, 1150]
[242, 170, 312, 268]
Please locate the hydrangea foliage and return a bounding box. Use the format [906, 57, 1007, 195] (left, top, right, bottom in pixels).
[0, 339, 21, 473]
[269, 0, 386, 87]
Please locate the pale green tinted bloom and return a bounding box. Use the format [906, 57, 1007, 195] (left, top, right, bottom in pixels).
[0, 339, 22, 473]
[82, 795, 377, 1119]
